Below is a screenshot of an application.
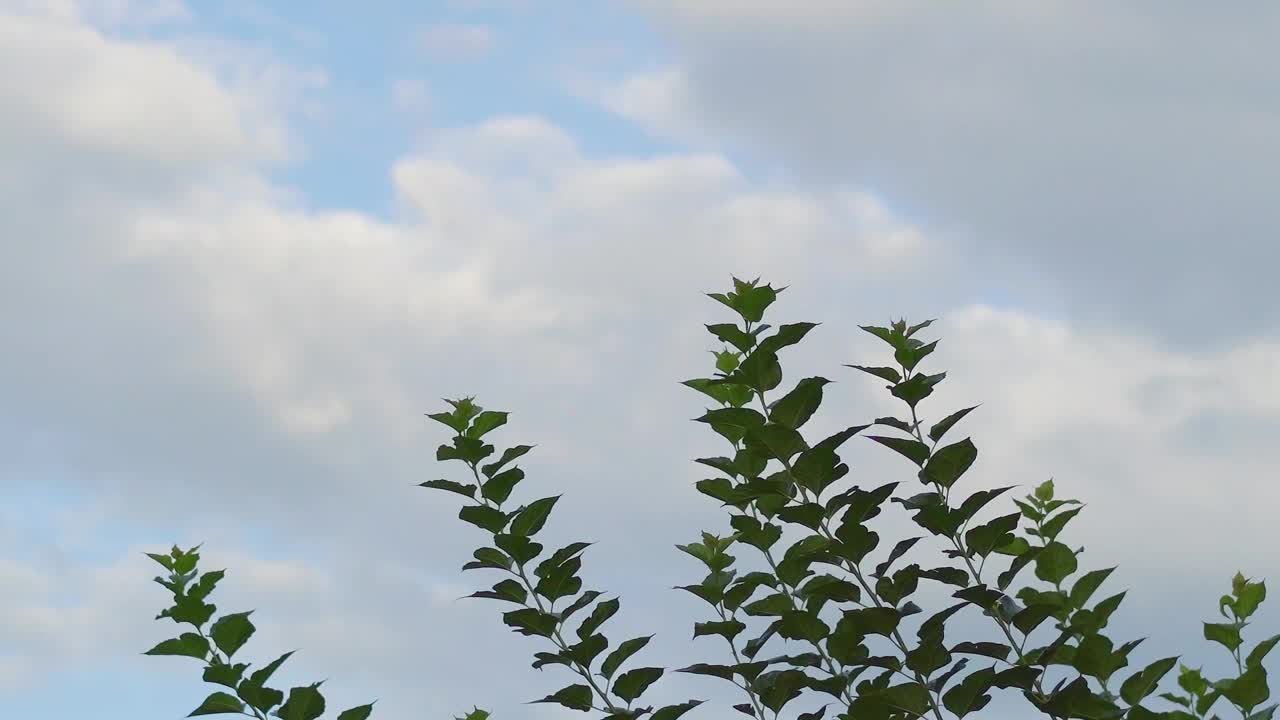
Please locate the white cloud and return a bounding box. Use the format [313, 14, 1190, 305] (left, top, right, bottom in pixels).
[5, 4, 1279, 718]
[620, 1, 1280, 346]
[391, 77, 432, 115]
[413, 22, 496, 60]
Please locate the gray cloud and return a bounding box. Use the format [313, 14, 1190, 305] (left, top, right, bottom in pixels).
[4, 5, 1279, 720]
[620, 1, 1280, 348]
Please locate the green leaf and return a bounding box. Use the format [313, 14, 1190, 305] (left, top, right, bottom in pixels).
[1121, 656, 1179, 705]
[768, 377, 831, 429]
[202, 662, 249, 689]
[578, 598, 620, 639]
[481, 444, 534, 478]
[868, 436, 931, 467]
[754, 668, 810, 713]
[418, 479, 477, 498]
[746, 423, 807, 461]
[469, 579, 528, 604]
[509, 496, 559, 537]
[731, 348, 783, 393]
[156, 595, 217, 627]
[756, 322, 818, 356]
[1249, 635, 1280, 669]
[874, 538, 921, 579]
[276, 683, 327, 720]
[532, 684, 593, 712]
[942, 666, 996, 717]
[892, 372, 945, 408]
[493, 534, 541, 564]
[791, 447, 848, 496]
[776, 610, 830, 644]
[458, 505, 508, 533]
[613, 667, 664, 702]
[143, 633, 209, 660]
[1204, 622, 1244, 652]
[1041, 507, 1083, 542]
[481, 467, 524, 504]
[502, 608, 558, 638]
[953, 486, 1015, 526]
[601, 636, 653, 679]
[930, 406, 980, 443]
[651, 700, 704, 720]
[895, 339, 938, 372]
[1035, 541, 1078, 584]
[846, 365, 902, 384]
[568, 633, 608, 667]
[237, 681, 285, 714]
[464, 410, 508, 439]
[186, 569, 225, 603]
[188, 691, 245, 716]
[1222, 665, 1270, 710]
[437, 437, 495, 465]
[1069, 567, 1117, 611]
[920, 439, 977, 488]
[247, 650, 295, 687]
[965, 512, 1021, 558]
[696, 407, 767, 445]
[1034, 479, 1055, 502]
[694, 620, 747, 642]
[1237, 579, 1268, 620]
[426, 410, 468, 433]
[335, 702, 377, 720]
[707, 323, 755, 353]
[950, 642, 1011, 662]
[837, 607, 901, 638]
[209, 611, 255, 658]
[146, 551, 176, 571]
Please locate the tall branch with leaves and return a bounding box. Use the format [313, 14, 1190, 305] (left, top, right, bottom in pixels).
[142, 543, 378, 720]
[143, 275, 1274, 720]
[419, 397, 703, 720]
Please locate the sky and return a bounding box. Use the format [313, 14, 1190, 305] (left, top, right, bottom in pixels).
[3, 1, 1279, 718]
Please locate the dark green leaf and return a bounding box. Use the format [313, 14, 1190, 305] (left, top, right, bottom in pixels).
[247, 651, 294, 688]
[1249, 635, 1280, 669]
[481, 467, 524, 504]
[920, 439, 977, 488]
[509, 496, 559, 537]
[202, 662, 248, 689]
[143, 633, 209, 660]
[930, 406, 980, 443]
[418, 479, 476, 498]
[846, 365, 902, 384]
[335, 702, 377, 720]
[1035, 541, 1079, 584]
[188, 691, 245, 716]
[868, 436, 930, 467]
[601, 636, 653, 679]
[769, 377, 831, 429]
[503, 608, 558, 638]
[532, 684, 592, 712]
[276, 683, 326, 720]
[458, 505, 508, 533]
[579, 598, 620, 639]
[694, 620, 747, 642]
[209, 611, 255, 658]
[481, 444, 534, 478]
[651, 700, 704, 720]
[1121, 656, 1179, 705]
[613, 667, 664, 703]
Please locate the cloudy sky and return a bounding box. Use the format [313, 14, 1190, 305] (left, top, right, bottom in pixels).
[4, 1, 1278, 718]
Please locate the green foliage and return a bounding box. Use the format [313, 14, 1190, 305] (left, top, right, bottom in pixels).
[143, 276, 1273, 720]
[142, 543, 377, 719]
